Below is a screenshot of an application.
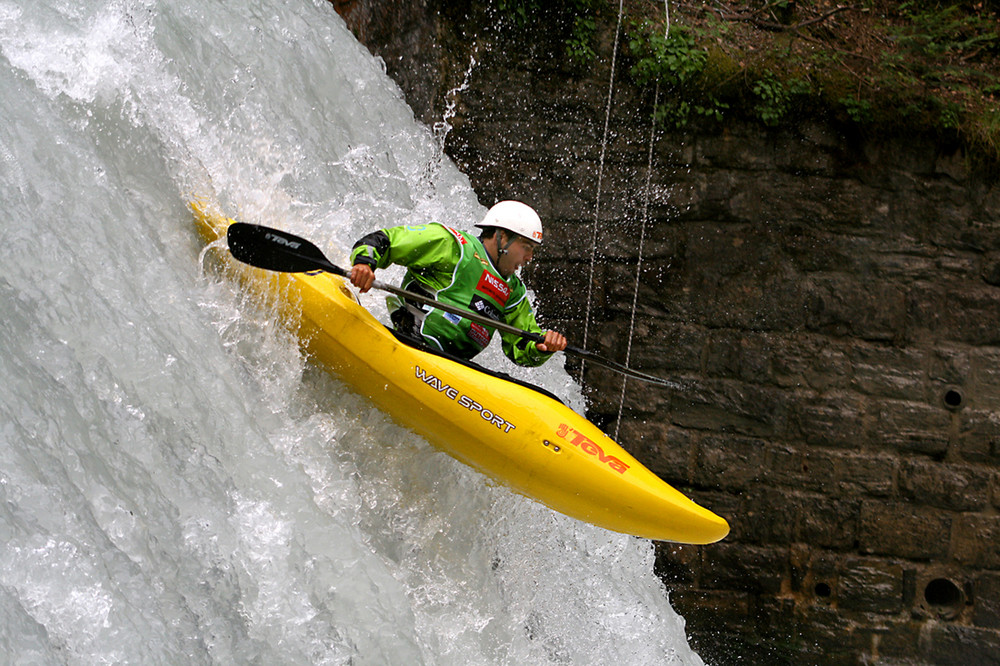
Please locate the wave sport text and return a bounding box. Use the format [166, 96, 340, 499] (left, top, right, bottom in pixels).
[415, 366, 516, 433]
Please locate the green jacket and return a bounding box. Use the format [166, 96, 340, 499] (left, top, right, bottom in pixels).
[350, 223, 553, 366]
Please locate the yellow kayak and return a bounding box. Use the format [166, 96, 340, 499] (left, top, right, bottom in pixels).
[192, 202, 729, 544]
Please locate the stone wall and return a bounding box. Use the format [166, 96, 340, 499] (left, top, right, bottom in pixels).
[334, 2, 1000, 664]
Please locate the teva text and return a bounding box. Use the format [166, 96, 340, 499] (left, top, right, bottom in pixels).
[265, 232, 301, 249]
[556, 424, 630, 474]
[415, 366, 516, 433]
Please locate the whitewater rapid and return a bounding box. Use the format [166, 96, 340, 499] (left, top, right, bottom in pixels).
[0, 0, 704, 663]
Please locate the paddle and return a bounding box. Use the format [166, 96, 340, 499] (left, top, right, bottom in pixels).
[226, 222, 680, 388]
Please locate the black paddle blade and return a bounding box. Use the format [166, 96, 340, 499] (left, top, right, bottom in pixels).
[227, 223, 342, 275]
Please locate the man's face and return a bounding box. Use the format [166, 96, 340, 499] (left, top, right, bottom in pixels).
[497, 233, 536, 277]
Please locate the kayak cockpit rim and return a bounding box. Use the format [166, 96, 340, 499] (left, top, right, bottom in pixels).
[387, 327, 565, 405]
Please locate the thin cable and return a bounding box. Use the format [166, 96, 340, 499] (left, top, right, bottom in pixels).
[579, 0, 624, 385]
[613, 1, 670, 441]
[612, 82, 658, 441]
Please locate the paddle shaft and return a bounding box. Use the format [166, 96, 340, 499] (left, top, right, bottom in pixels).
[335, 269, 673, 384]
[226, 222, 680, 388]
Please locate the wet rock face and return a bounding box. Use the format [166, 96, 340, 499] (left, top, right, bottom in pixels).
[336, 2, 1000, 663]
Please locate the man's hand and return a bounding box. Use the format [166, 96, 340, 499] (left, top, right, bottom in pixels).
[350, 263, 376, 293]
[536, 330, 567, 353]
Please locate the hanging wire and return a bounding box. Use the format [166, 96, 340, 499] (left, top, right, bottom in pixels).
[613, 1, 671, 441]
[579, 0, 625, 385]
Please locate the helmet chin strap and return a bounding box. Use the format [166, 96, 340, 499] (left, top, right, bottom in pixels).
[497, 230, 516, 256]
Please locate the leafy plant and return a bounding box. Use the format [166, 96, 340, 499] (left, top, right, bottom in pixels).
[494, 0, 605, 64]
[495, 0, 542, 26]
[839, 96, 874, 125]
[940, 101, 962, 130]
[752, 75, 812, 126]
[655, 98, 731, 129]
[565, 0, 602, 63]
[626, 21, 736, 128]
[628, 21, 708, 88]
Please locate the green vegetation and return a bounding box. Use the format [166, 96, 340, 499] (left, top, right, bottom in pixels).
[624, 2, 999, 141]
[628, 21, 731, 127]
[493, 0, 1000, 168]
[494, 0, 603, 63]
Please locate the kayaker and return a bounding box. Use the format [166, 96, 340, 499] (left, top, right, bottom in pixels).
[349, 200, 568, 366]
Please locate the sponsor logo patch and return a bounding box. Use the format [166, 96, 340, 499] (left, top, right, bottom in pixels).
[468, 322, 491, 347]
[476, 270, 510, 305]
[556, 424, 630, 474]
[470, 295, 501, 321]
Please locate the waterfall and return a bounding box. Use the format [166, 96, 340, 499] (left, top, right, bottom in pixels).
[0, 0, 703, 663]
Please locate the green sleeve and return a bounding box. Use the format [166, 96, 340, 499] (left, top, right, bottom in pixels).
[350, 224, 460, 290]
[500, 288, 554, 367]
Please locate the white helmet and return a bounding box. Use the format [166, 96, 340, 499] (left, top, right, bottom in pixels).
[475, 200, 543, 244]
